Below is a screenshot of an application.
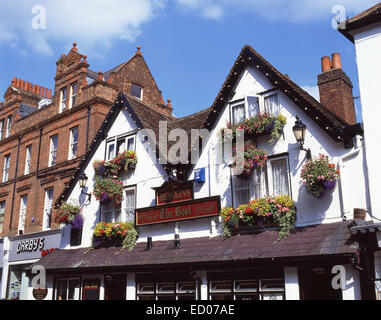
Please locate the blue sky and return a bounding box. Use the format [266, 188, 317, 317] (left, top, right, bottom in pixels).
[0, 1, 378, 119]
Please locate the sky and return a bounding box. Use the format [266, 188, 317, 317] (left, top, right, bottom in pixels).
[0, 0, 379, 120]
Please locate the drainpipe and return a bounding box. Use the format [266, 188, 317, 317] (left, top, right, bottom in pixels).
[85, 107, 91, 151]
[9, 135, 22, 230]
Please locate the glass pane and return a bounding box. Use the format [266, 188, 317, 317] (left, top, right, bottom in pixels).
[264, 94, 279, 115]
[210, 281, 232, 292]
[131, 84, 142, 99]
[374, 251, 381, 279]
[117, 139, 126, 154]
[157, 295, 176, 300]
[107, 143, 115, 160]
[177, 282, 196, 294]
[235, 294, 259, 300]
[68, 279, 80, 300]
[232, 104, 245, 125]
[271, 159, 289, 196]
[127, 137, 135, 151]
[375, 280, 381, 300]
[233, 176, 251, 207]
[260, 279, 284, 292]
[210, 294, 234, 300]
[234, 280, 258, 292]
[138, 283, 155, 294]
[157, 283, 175, 294]
[56, 280, 67, 300]
[178, 295, 195, 300]
[138, 295, 155, 300]
[114, 204, 121, 222]
[261, 293, 283, 300]
[247, 96, 259, 117]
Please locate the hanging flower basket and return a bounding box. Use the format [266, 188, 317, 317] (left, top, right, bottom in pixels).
[93, 178, 124, 205]
[300, 154, 340, 198]
[54, 201, 83, 229]
[230, 141, 268, 176]
[220, 194, 297, 241]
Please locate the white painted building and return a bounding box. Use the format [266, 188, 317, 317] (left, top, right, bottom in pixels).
[339, 3, 381, 300]
[26, 45, 367, 300]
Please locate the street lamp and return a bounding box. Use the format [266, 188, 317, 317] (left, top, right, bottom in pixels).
[78, 173, 91, 203]
[292, 116, 312, 159]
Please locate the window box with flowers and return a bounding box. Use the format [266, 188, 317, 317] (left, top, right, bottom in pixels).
[93, 151, 137, 177]
[300, 154, 340, 198]
[220, 113, 287, 145]
[54, 201, 84, 230]
[93, 177, 124, 205]
[93, 222, 138, 251]
[219, 194, 297, 242]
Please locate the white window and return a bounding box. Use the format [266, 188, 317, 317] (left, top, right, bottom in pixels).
[69, 83, 78, 109]
[124, 186, 136, 222]
[55, 278, 81, 300]
[69, 127, 78, 160]
[101, 202, 121, 223]
[0, 201, 5, 234]
[131, 84, 143, 100]
[49, 135, 58, 166]
[232, 156, 289, 207]
[3, 154, 10, 182]
[25, 145, 32, 175]
[230, 92, 279, 124]
[106, 134, 136, 160]
[43, 188, 53, 230]
[6, 115, 12, 138]
[0, 119, 4, 140]
[18, 195, 27, 234]
[60, 87, 67, 112]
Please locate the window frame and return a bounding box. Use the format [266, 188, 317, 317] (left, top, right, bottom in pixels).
[6, 115, 12, 138]
[18, 194, 28, 234]
[54, 277, 81, 300]
[105, 133, 136, 161]
[3, 154, 10, 182]
[0, 119, 4, 140]
[43, 187, 54, 230]
[49, 134, 58, 167]
[69, 82, 78, 109]
[69, 126, 79, 160]
[0, 200, 5, 234]
[123, 185, 136, 223]
[24, 145, 32, 175]
[60, 87, 68, 112]
[131, 83, 143, 100]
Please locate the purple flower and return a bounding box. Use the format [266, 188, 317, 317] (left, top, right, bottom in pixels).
[71, 215, 84, 229]
[323, 180, 336, 191]
[265, 121, 275, 132]
[100, 192, 110, 203]
[98, 165, 106, 175]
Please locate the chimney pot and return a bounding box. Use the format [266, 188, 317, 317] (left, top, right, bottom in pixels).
[331, 53, 342, 70]
[136, 46, 142, 55]
[321, 56, 332, 73]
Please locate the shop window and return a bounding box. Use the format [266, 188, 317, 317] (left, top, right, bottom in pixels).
[105, 275, 127, 300]
[137, 281, 196, 300]
[70, 227, 82, 247]
[7, 267, 22, 300]
[0, 200, 5, 234]
[209, 277, 284, 300]
[55, 278, 81, 300]
[82, 279, 100, 300]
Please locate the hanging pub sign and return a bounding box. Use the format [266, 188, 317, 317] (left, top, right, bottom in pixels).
[155, 180, 194, 205]
[136, 196, 221, 226]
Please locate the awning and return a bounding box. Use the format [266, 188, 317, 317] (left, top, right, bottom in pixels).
[30, 221, 357, 273]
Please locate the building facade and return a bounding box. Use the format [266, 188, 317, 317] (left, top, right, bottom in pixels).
[26, 45, 368, 300]
[0, 43, 172, 299]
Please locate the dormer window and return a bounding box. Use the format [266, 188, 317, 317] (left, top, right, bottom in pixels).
[69, 82, 78, 109]
[60, 87, 67, 112]
[131, 84, 143, 100]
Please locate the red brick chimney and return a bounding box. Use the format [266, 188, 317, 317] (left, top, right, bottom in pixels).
[317, 53, 356, 124]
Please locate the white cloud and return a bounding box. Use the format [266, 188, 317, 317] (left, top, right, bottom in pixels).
[0, 0, 165, 57]
[175, 0, 379, 22]
[301, 85, 320, 101]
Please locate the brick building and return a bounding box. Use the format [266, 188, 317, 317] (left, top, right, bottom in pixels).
[0, 43, 172, 238]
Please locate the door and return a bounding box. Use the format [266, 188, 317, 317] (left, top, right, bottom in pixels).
[105, 275, 126, 300]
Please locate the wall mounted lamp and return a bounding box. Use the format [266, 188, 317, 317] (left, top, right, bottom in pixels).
[292, 116, 312, 159]
[78, 173, 92, 204]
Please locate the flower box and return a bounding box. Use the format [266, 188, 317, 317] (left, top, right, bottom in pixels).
[93, 222, 138, 251]
[93, 151, 137, 177]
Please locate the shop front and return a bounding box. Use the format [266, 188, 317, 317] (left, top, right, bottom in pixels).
[7, 229, 62, 300]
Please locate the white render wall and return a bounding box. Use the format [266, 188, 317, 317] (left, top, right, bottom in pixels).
[60, 64, 368, 249]
[353, 22, 381, 221]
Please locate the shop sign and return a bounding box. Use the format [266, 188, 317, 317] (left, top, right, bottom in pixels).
[32, 288, 48, 300]
[156, 181, 193, 205]
[136, 196, 220, 226]
[8, 230, 62, 262]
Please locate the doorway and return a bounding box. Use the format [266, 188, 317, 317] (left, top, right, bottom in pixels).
[105, 274, 126, 300]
